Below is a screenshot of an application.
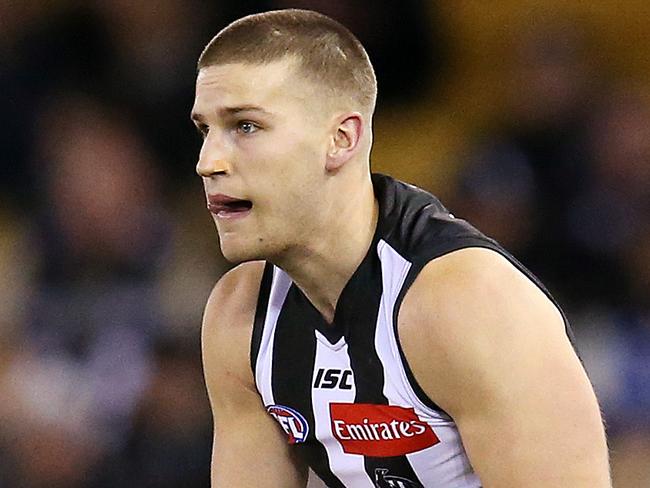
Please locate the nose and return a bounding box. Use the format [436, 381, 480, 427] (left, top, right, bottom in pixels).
[195, 128, 233, 177]
[196, 157, 231, 177]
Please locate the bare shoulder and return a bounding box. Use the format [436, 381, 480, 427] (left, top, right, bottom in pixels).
[398, 245, 610, 486]
[202, 261, 310, 487]
[398, 246, 569, 415]
[202, 260, 266, 398]
[203, 260, 266, 335]
[400, 246, 564, 332]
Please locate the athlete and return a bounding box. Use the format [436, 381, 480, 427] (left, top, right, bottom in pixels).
[192, 9, 611, 488]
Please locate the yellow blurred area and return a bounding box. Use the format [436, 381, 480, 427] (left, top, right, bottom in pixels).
[2, 1, 649, 486]
[372, 0, 650, 197]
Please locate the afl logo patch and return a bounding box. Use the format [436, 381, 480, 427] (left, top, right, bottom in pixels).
[266, 405, 309, 444]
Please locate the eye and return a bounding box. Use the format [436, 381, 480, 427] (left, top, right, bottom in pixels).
[237, 121, 259, 134]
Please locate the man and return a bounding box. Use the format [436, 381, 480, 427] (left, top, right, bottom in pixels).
[192, 9, 610, 487]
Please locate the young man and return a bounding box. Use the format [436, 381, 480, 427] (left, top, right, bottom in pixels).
[192, 9, 611, 488]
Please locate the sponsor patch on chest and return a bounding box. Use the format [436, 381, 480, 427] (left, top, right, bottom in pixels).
[330, 403, 439, 457]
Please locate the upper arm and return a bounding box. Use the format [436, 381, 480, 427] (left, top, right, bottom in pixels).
[202, 262, 308, 487]
[398, 248, 611, 488]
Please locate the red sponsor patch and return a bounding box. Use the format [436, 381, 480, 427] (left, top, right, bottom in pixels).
[330, 403, 439, 457]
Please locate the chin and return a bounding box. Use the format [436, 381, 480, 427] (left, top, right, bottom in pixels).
[219, 237, 265, 264]
[219, 246, 255, 264]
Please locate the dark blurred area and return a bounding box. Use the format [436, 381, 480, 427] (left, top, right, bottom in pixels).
[1, 1, 648, 487]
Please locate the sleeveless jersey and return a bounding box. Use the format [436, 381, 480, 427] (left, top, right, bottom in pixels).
[250, 174, 573, 488]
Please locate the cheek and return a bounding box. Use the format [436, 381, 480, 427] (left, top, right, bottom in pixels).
[243, 128, 326, 208]
[272, 122, 325, 164]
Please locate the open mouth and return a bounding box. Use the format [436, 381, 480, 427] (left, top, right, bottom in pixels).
[207, 194, 253, 218]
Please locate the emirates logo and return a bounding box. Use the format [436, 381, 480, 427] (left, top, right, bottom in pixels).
[329, 403, 439, 457]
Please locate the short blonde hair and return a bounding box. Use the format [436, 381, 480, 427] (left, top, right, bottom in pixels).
[198, 9, 377, 116]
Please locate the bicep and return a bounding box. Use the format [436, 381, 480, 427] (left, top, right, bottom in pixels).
[210, 386, 308, 487]
[201, 266, 308, 487]
[399, 248, 611, 487]
[451, 321, 609, 487]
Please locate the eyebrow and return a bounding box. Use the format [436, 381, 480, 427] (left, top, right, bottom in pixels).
[191, 105, 273, 123]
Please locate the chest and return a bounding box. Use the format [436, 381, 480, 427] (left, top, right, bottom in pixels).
[251, 262, 479, 486]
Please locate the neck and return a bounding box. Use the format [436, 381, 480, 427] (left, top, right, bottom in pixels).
[275, 173, 378, 324]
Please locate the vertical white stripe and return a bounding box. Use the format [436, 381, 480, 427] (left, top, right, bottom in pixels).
[375, 239, 414, 408]
[311, 331, 375, 488]
[255, 266, 292, 406]
[375, 240, 481, 487]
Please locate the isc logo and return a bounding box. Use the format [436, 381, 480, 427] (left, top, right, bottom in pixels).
[313, 368, 353, 390]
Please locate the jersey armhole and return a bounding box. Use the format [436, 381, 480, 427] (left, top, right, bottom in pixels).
[391, 238, 576, 417]
[249, 262, 274, 376]
[392, 261, 447, 415]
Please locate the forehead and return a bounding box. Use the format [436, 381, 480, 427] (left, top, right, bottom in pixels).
[192, 59, 313, 117]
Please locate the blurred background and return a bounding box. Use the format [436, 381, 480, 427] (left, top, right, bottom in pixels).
[1, 1, 648, 486]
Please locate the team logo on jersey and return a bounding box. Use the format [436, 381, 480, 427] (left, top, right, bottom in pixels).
[330, 403, 439, 457]
[267, 404, 309, 444]
[374, 468, 423, 488]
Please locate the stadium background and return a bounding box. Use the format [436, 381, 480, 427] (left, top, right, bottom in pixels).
[1, 1, 648, 486]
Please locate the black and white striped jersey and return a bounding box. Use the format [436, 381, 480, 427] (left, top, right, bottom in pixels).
[250, 174, 572, 488]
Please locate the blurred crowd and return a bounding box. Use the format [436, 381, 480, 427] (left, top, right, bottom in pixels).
[0, 1, 648, 487]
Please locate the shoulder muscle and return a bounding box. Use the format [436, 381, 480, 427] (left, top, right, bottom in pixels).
[398, 247, 610, 486]
[202, 260, 266, 406]
[399, 247, 574, 415]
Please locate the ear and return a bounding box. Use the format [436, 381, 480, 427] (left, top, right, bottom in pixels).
[326, 113, 364, 172]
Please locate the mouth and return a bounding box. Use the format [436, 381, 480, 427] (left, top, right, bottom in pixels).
[207, 193, 253, 219]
